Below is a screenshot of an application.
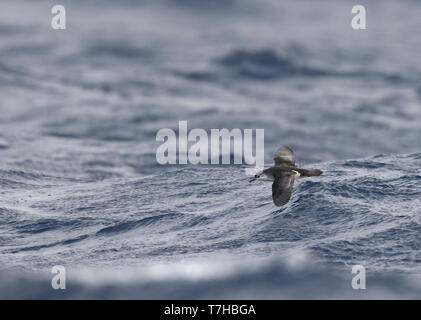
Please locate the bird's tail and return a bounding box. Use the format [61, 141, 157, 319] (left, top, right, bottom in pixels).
[293, 168, 323, 177]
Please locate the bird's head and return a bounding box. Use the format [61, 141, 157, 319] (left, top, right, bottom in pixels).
[249, 171, 264, 183]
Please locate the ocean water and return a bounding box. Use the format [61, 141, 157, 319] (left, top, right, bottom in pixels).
[0, 0, 421, 299]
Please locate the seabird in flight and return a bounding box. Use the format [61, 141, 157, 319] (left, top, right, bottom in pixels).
[249, 146, 323, 206]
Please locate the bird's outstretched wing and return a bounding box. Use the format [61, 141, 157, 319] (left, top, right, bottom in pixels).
[274, 146, 295, 167]
[272, 172, 295, 206]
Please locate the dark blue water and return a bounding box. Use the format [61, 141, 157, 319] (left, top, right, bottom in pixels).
[0, 0, 421, 299]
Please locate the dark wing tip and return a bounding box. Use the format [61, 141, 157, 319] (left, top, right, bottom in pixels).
[283, 146, 294, 153]
[271, 174, 294, 206]
[273, 194, 292, 207]
[273, 146, 295, 166]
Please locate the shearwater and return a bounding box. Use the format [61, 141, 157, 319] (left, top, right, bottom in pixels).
[249, 146, 323, 206]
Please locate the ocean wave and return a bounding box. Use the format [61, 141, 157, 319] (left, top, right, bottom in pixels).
[216, 49, 328, 79]
[175, 48, 410, 84]
[1, 153, 420, 276]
